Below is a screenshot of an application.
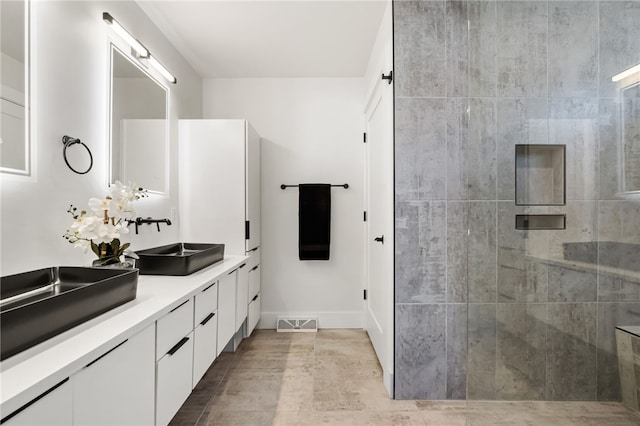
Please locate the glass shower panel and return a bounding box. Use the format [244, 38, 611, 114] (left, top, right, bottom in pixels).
[464, 0, 640, 407]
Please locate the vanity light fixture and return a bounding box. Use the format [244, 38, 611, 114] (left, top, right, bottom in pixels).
[104, 12, 177, 84]
[148, 55, 177, 84]
[102, 13, 148, 58]
[612, 63, 640, 82]
[131, 50, 177, 85]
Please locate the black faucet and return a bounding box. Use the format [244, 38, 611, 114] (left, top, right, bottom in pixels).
[127, 217, 172, 234]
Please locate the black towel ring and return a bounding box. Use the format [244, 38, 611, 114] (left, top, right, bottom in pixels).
[62, 135, 93, 175]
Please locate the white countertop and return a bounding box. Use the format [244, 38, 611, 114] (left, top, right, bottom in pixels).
[0, 256, 247, 416]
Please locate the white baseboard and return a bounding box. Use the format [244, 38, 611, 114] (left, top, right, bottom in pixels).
[257, 311, 364, 329]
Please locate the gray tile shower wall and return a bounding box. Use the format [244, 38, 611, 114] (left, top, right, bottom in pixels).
[393, 0, 640, 401]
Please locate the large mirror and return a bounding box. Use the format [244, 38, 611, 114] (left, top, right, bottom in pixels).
[621, 81, 640, 194]
[110, 45, 168, 193]
[0, 0, 29, 175]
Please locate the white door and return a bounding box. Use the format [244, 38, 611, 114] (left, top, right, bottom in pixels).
[364, 63, 394, 396]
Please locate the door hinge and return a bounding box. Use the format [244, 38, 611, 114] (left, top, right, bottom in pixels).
[245, 221, 250, 240]
[363, 211, 367, 222]
[363, 132, 367, 143]
[364, 289, 368, 300]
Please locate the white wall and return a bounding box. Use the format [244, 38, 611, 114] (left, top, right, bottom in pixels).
[203, 78, 365, 328]
[0, 0, 202, 275]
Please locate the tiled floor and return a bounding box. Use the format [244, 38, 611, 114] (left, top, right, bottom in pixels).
[169, 329, 640, 425]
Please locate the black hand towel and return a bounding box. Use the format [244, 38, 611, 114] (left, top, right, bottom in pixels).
[298, 184, 331, 260]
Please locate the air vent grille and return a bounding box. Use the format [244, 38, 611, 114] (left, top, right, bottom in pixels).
[276, 318, 318, 333]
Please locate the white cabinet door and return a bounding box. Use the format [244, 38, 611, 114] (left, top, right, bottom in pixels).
[156, 331, 194, 426]
[73, 324, 155, 426]
[2, 379, 72, 426]
[236, 263, 248, 330]
[179, 120, 247, 255]
[247, 292, 261, 336]
[217, 270, 237, 356]
[245, 122, 261, 251]
[193, 311, 218, 387]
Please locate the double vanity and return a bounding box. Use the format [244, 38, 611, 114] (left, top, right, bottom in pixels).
[0, 245, 261, 426]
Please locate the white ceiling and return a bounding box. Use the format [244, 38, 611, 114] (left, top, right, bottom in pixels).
[137, 0, 388, 78]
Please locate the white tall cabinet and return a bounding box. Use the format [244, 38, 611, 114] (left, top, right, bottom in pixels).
[179, 119, 260, 255]
[179, 120, 262, 342]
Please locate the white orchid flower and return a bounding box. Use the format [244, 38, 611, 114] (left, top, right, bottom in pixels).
[115, 222, 129, 235]
[109, 181, 129, 203]
[88, 197, 111, 212]
[70, 214, 98, 234]
[92, 223, 121, 244]
[108, 201, 129, 220]
[72, 239, 91, 252]
[111, 180, 142, 203]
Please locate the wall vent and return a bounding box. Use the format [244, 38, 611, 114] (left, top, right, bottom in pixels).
[276, 318, 318, 333]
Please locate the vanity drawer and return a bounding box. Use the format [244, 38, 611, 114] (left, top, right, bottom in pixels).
[193, 311, 217, 387]
[156, 298, 194, 361]
[247, 292, 261, 336]
[248, 264, 260, 302]
[156, 331, 194, 426]
[194, 280, 217, 325]
[246, 248, 260, 270]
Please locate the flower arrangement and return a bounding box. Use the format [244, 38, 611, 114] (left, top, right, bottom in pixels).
[63, 181, 147, 266]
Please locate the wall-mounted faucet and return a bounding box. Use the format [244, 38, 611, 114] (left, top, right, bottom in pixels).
[127, 217, 172, 234]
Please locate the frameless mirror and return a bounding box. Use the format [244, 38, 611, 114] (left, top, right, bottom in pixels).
[621, 81, 640, 194]
[110, 45, 168, 193]
[0, 0, 29, 175]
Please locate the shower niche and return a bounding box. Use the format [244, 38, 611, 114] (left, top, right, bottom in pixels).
[515, 144, 566, 230]
[515, 144, 566, 205]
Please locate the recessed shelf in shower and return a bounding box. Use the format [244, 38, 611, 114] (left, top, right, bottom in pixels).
[515, 144, 566, 206]
[515, 214, 566, 230]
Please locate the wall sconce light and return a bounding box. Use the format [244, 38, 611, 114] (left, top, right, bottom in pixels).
[103, 12, 177, 84]
[612, 63, 640, 82]
[103, 13, 148, 58]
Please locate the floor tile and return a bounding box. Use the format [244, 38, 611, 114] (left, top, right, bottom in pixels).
[171, 330, 640, 426]
[314, 356, 382, 380]
[314, 339, 378, 358]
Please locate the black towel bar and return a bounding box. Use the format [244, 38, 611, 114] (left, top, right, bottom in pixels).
[281, 184, 348, 190]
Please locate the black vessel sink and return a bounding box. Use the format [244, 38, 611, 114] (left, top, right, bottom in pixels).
[135, 243, 225, 276]
[0, 267, 138, 360]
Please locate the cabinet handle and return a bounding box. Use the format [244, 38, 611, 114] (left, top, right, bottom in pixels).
[249, 265, 259, 272]
[170, 299, 189, 313]
[167, 337, 190, 356]
[0, 378, 70, 425]
[85, 339, 128, 368]
[202, 282, 216, 292]
[228, 268, 238, 275]
[252, 294, 259, 302]
[248, 247, 259, 252]
[200, 312, 216, 326]
[239, 263, 247, 269]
